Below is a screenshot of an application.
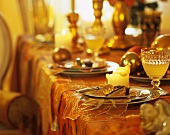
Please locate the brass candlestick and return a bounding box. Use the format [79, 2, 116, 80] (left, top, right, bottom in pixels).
[67, 12, 84, 53]
[106, 0, 132, 49]
[90, 0, 110, 55]
[92, 0, 104, 29]
[139, 11, 161, 47]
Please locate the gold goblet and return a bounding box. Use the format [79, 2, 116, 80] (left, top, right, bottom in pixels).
[141, 48, 170, 95]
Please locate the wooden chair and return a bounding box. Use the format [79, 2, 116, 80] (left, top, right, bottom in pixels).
[0, 12, 12, 89]
[0, 12, 41, 135]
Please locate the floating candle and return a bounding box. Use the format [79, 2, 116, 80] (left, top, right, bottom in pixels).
[106, 65, 130, 87]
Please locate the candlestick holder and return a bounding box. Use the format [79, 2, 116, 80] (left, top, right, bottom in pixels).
[139, 11, 161, 47]
[67, 12, 84, 53]
[106, 0, 132, 49]
[92, 0, 104, 29]
[89, 0, 110, 55]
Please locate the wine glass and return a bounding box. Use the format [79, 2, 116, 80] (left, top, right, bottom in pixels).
[141, 48, 170, 95]
[83, 27, 106, 62]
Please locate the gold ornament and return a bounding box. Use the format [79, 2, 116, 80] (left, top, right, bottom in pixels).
[52, 47, 72, 63]
[151, 34, 170, 49]
[120, 52, 141, 74]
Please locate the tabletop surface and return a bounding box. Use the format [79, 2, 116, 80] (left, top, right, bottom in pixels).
[14, 35, 170, 135]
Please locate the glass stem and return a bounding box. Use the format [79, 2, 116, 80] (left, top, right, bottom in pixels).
[93, 51, 99, 60]
[151, 80, 160, 90]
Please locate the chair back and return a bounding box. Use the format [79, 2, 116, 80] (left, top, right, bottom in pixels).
[18, 0, 55, 35]
[18, 0, 34, 34]
[0, 12, 12, 89]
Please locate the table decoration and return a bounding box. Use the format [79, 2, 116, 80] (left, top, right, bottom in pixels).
[67, 12, 84, 53]
[85, 0, 110, 56]
[52, 47, 72, 63]
[66, 0, 84, 53]
[106, 0, 133, 49]
[106, 65, 130, 87]
[92, 0, 104, 29]
[140, 100, 170, 134]
[55, 29, 72, 52]
[120, 52, 141, 74]
[151, 34, 170, 49]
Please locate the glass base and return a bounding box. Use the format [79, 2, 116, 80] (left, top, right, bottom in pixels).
[153, 87, 169, 96]
[151, 80, 169, 96]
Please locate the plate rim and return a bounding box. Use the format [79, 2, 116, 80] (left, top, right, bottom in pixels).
[130, 75, 170, 82]
[79, 86, 160, 105]
[60, 61, 119, 76]
[56, 58, 107, 70]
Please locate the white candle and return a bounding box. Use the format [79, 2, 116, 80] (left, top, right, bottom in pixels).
[71, 0, 75, 13]
[55, 29, 72, 51]
[106, 65, 130, 87]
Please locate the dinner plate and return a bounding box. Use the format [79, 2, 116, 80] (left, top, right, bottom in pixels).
[60, 61, 119, 77]
[130, 75, 170, 82]
[57, 58, 107, 70]
[127, 86, 160, 104]
[80, 86, 160, 104]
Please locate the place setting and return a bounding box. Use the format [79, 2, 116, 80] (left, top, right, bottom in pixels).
[48, 57, 119, 77]
[72, 41, 170, 106]
[49, 25, 120, 77]
[73, 65, 160, 106]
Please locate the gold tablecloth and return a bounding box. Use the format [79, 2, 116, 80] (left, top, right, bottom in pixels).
[14, 35, 170, 135]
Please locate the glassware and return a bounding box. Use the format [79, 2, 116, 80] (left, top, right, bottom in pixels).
[141, 48, 170, 95]
[32, 0, 55, 35]
[83, 27, 106, 62]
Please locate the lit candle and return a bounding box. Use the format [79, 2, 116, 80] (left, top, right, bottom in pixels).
[106, 65, 130, 87]
[71, 0, 75, 12]
[55, 29, 72, 51]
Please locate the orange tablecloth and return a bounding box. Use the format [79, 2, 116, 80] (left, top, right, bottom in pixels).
[14, 35, 170, 135]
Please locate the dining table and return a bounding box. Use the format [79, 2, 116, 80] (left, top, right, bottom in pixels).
[13, 35, 170, 135]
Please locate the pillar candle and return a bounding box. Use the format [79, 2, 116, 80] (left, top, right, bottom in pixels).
[106, 65, 130, 87]
[55, 29, 72, 51]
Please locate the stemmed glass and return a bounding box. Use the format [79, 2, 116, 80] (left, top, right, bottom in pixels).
[83, 27, 106, 62]
[141, 48, 170, 95]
